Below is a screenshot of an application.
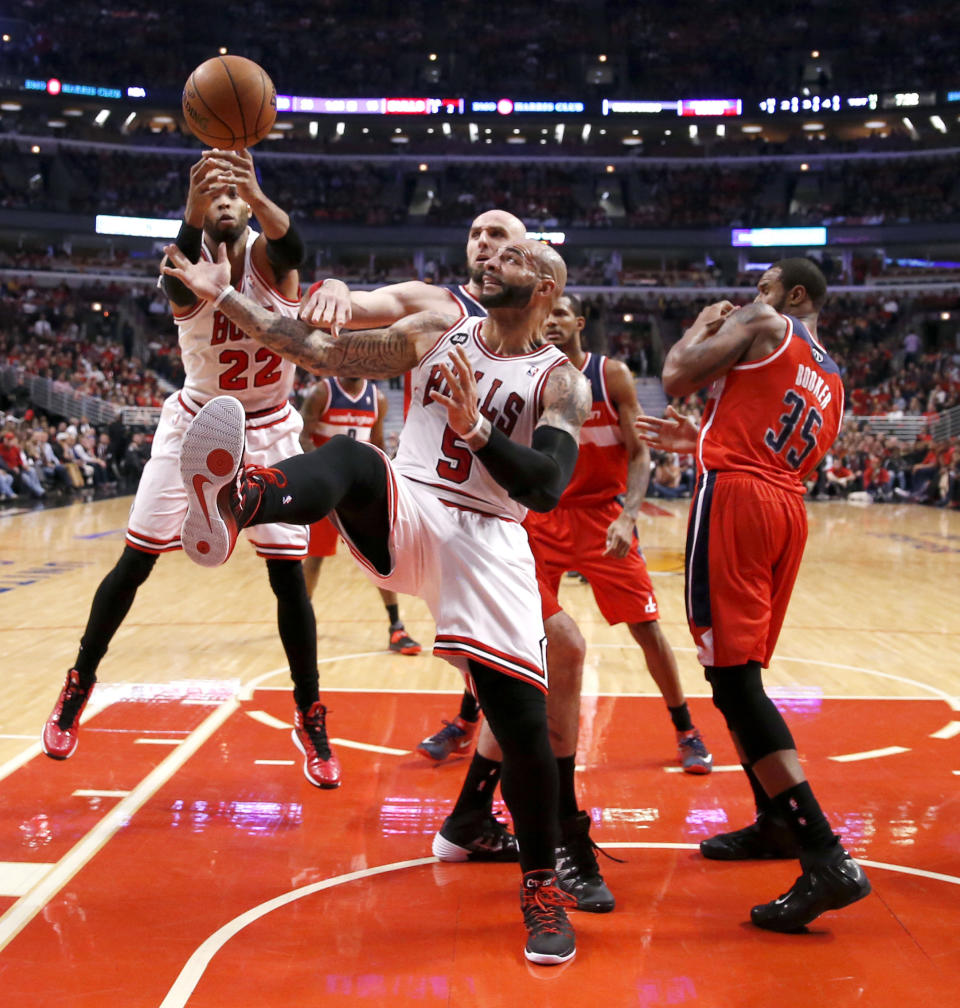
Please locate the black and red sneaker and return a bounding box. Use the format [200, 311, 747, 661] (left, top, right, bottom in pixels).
[42, 669, 94, 760]
[180, 395, 284, 567]
[520, 869, 578, 965]
[291, 701, 342, 789]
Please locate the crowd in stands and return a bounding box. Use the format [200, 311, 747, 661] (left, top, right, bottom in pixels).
[5, 1, 956, 101]
[4, 143, 960, 232]
[0, 405, 152, 505]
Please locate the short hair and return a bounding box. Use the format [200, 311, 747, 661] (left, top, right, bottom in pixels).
[558, 292, 583, 317]
[774, 257, 828, 310]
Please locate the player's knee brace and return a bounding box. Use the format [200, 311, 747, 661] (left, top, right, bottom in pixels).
[706, 662, 796, 764]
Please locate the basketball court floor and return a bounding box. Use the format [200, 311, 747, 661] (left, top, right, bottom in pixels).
[1, 494, 958, 1006]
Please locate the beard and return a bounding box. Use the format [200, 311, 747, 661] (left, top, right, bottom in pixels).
[467, 262, 485, 286]
[477, 278, 536, 309]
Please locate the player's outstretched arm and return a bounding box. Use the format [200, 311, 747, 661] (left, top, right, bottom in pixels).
[162, 242, 451, 378]
[300, 278, 457, 334]
[635, 406, 700, 453]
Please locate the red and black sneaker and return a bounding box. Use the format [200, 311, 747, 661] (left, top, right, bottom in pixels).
[520, 869, 578, 965]
[180, 395, 284, 567]
[42, 669, 94, 760]
[291, 701, 342, 789]
[388, 624, 422, 656]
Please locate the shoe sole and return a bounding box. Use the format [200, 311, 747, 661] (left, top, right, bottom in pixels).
[416, 742, 470, 762]
[681, 761, 713, 775]
[41, 737, 75, 760]
[524, 947, 576, 966]
[432, 830, 518, 862]
[180, 396, 245, 568]
[290, 728, 341, 789]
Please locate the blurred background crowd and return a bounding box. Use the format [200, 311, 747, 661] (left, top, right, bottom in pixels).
[1, 0, 958, 509]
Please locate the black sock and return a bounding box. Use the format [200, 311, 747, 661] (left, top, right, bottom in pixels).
[458, 691, 481, 723]
[385, 603, 400, 626]
[769, 781, 839, 854]
[668, 701, 693, 732]
[555, 755, 579, 821]
[450, 752, 501, 819]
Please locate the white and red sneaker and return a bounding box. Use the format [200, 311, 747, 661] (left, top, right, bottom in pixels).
[42, 669, 94, 760]
[180, 396, 284, 567]
[292, 702, 342, 789]
[180, 395, 247, 567]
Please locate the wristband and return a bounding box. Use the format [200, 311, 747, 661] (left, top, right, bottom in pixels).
[462, 416, 485, 442]
[213, 284, 234, 308]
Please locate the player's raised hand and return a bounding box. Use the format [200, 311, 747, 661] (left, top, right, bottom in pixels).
[635, 405, 699, 453]
[162, 241, 231, 303]
[202, 147, 262, 205]
[300, 279, 352, 337]
[430, 346, 483, 440]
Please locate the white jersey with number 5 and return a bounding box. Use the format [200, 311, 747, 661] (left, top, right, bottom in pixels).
[393, 316, 568, 523]
[174, 227, 299, 413]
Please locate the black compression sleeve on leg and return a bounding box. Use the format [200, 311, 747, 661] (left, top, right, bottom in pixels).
[706, 662, 796, 764]
[469, 660, 558, 873]
[259, 437, 392, 574]
[266, 559, 319, 711]
[74, 546, 158, 684]
[475, 424, 578, 512]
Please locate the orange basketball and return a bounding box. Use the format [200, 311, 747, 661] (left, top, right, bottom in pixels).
[182, 55, 277, 150]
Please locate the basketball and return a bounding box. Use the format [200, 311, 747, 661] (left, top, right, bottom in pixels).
[181, 55, 277, 150]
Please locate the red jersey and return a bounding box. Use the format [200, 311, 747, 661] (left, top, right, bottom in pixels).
[559, 353, 626, 508]
[696, 314, 844, 494]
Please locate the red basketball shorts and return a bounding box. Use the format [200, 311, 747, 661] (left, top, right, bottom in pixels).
[525, 498, 659, 626]
[307, 516, 339, 558]
[684, 472, 807, 668]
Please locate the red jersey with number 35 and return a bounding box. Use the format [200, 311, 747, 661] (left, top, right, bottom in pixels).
[696, 313, 844, 494]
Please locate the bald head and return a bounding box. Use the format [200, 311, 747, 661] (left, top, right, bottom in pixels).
[470, 209, 527, 240]
[466, 209, 528, 285]
[521, 239, 567, 295]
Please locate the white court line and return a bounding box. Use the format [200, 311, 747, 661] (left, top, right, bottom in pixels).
[330, 738, 411, 756]
[159, 858, 436, 1008]
[930, 721, 960, 739]
[0, 696, 238, 953]
[243, 707, 411, 756]
[664, 764, 741, 773]
[245, 710, 290, 730]
[830, 746, 911, 763]
[0, 862, 55, 898]
[159, 845, 960, 1008]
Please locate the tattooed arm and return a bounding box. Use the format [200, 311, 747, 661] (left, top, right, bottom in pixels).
[161, 241, 451, 376]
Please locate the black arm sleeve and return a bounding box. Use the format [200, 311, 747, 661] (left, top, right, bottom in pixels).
[160, 222, 203, 307]
[474, 424, 579, 513]
[265, 222, 305, 274]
